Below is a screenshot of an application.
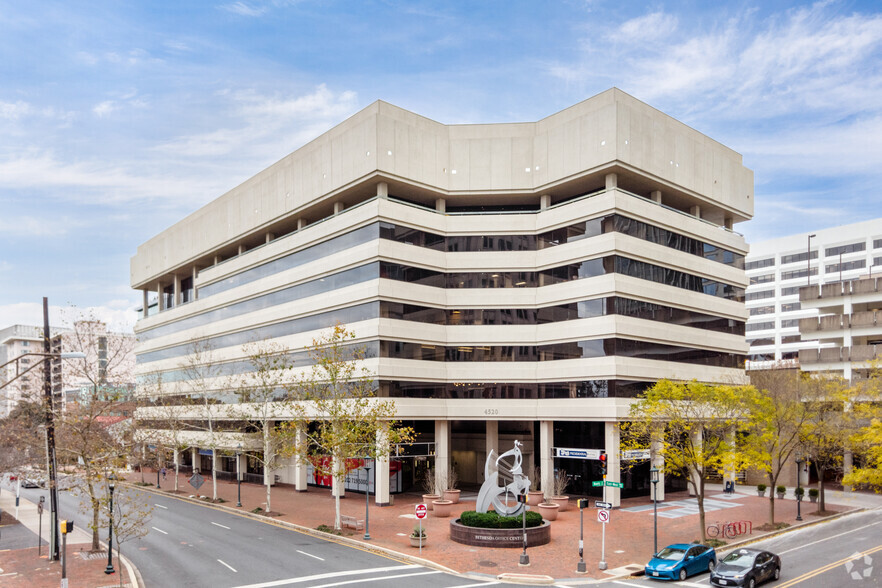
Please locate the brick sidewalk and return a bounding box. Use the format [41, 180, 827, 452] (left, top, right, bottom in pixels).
[0, 542, 136, 588]
[129, 469, 852, 582]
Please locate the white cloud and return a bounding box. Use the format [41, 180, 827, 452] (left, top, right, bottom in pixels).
[0, 100, 32, 120]
[0, 214, 71, 237]
[93, 100, 118, 117]
[220, 2, 268, 17]
[616, 12, 678, 41]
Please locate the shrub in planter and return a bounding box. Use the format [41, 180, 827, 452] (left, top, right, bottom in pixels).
[459, 510, 542, 529]
[757, 484, 767, 496]
[776, 485, 786, 494]
[794, 487, 805, 500]
[808, 488, 819, 502]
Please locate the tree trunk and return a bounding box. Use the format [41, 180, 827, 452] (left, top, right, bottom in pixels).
[117, 544, 123, 588]
[264, 426, 272, 513]
[769, 494, 776, 524]
[334, 492, 341, 531]
[174, 461, 179, 493]
[696, 486, 706, 542]
[818, 475, 826, 512]
[91, 497, 100, 551]
[211, 448, 218, 501]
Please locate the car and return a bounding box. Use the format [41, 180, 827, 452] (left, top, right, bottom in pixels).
[21, 477, 42, 488]
[645, 542, 717, 581]
[710, 548, 781, 587]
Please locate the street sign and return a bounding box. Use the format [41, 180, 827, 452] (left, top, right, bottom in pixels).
[621, 449, 651, 460]
[598, 509, 610, 524]
[415, 504, 427, 519]
[554, 447, 601, 460]
[595, 501, 612, 509]
[605, 481, 624, 488]
[189, 473, 205, 490]
[591, 481, 604, 487]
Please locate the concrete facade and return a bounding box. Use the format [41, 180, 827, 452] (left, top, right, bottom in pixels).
[131, 89, 753, 505]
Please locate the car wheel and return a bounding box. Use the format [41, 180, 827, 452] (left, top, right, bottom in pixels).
[679, 568, 687, 581]
[708, 560, 715, 572]
[747, 578, 756, 588]
[774, 566, 781, 580]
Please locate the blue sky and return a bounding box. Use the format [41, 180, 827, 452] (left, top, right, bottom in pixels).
[1, 0, 881, 331]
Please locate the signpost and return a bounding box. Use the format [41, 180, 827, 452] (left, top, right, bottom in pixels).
[576, 498, 589, 573]
[188, 473, 205, 491]
[414, 504, 427, 556]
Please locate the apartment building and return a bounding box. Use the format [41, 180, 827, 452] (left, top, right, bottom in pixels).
[131, 88, 753, 505]
[744, 220, 882, 370]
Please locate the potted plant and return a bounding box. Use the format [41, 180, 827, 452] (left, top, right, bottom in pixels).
[422, 468, 440, 510]
[409, 525, 426, 548]
[757, 483, 767, 497]
[432, 498, 454, 517]
[550, 469, 570, 511]
[808, 488, 819, 503]
[537, 499, 560, 521]
[442, 468, 460, 504]
[776, 485, 786, 499]
[794, 486, 805, 501]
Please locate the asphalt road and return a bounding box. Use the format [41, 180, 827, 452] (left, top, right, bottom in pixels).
[608, 507, 882, 587]
[4, 481, 524, 588]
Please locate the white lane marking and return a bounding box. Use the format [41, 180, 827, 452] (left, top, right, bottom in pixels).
[154, 504, 168, 509]
[608, 582, 647, 587]
[211, 521, 231, 529]
[677, 582, 709, 587]
[151, 527, 168, 535]
[218, 559, 237, 572]
[311, 570, 442, 588]
[295, 550, 324, 561]
[777, 520, 882, 555]
[448, 582, 501, 587]
[232, 564, 421, 587]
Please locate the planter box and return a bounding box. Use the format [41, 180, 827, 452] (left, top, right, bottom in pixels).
[410, 536, 426, 548]
[432, 499, 453, 517]
[443, 489, 461, 504]
[449, 518, 551, 548]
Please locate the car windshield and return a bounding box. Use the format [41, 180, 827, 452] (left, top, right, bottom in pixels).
[655, 547, 686, 560]
[721, 552, 755, 569]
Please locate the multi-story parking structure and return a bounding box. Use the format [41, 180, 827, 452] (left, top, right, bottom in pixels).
[132, 89, 752, 506]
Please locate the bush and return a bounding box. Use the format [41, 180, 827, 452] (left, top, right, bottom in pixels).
[808, 488, 819, 497]
[757, 484, 767, 492]
[794, 486, 805, 496]
[459, 510, 542, 529]
[776, 485, 786, 494]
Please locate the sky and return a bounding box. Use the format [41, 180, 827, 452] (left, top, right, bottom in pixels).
[1, 0, 881, 332]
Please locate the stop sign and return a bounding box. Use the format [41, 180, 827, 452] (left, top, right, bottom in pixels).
[415, 503, 428, 519]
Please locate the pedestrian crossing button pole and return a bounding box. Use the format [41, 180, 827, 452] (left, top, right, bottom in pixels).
[517, 479, 529, 566]
[576, 498, 589, 573]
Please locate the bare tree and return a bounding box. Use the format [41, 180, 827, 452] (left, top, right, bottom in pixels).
[98, 483, 153, 588]
[138, 373, 192, 493]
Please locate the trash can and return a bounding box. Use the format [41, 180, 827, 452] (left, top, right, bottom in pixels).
[724, 481, 734, 494]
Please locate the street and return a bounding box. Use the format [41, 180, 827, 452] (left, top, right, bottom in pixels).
[609, 507, 882, 587]
[3, 481, 524, 588]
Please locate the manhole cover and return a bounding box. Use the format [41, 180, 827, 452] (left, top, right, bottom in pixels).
[478, 560, 498, 568]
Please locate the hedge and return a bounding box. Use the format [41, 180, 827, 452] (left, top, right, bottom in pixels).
[459, 510, 543, 529]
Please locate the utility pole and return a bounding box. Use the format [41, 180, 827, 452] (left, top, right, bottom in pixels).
[42, 297, 60, 561]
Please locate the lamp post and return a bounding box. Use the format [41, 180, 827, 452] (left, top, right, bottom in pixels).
[236, 444, 242, 507]
[105, 481, 116, 575]
[363, 462, 372, 540]
[795, 456, 803, 522]
[650, 467, 660, 555]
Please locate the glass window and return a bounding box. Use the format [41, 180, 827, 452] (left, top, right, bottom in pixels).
[781, 286, 800, 296]
[781, 268, 817, 280]
[826, 242, 865, 257]
[746, 290, 774, 301]
[750, 273, 775, 285]
[746, 321, 774, 331]
[780, 251, 817, 265]
[746, 258, 775, 270]
[749, 306, 775, 316]
[780, 302, 801, 312]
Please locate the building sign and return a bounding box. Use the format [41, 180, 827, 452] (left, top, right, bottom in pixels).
[621, 449, 651, 460]
[554, 447, 601, 460]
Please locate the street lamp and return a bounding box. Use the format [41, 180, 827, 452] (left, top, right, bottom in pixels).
[650, 467, 660, 555]
[363, 462, 372, 541]
[795, 456, 804, 522]
[105, 481, 116, 575]
[236, 444, 242, 507]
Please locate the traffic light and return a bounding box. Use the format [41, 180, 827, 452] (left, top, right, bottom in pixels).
[599, 451, 608, 477]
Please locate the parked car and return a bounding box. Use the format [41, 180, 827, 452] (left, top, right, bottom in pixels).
[21, 477, 43, 488]
[646, 543, 717, 581]
[710, 548, 781, 587]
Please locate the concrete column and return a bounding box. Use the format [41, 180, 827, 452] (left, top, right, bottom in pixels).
[604, 422, 621, 507]
[724, 217, 734, 230]
[435, 420, 450, 492]
[191, 447, 199, 472]
[156, 282, 165, 311]
[297, 218, 307, 230]
[540, 194, 551, 210]
[331, 455, 345, 498]
[377, 181, 389, 199]
[213, 255, 220, 265]
[435, 198, 446, 213]
[843, 450, 853, 492]
[238, 244, 245, 255]
[265, 232, 274, 243]
[375, 426, 391, 506]
[173, 274, 181, 307]
[539, 420, 553, 499]
[723, 428, 736, 488]
[650, 190, 662, 203]
[485, 420, 499, 477]
[333, 202, 344, 214]
[689, 204, 701, 218]
[142, 290, 149, 318]
[689, 428, 702, 496]
[294, 424, 308, 491]
[605, 172, 617, 190]
[650, 430, 665, 501]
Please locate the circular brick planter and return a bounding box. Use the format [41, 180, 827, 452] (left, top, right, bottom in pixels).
[449, 518, 551, 548]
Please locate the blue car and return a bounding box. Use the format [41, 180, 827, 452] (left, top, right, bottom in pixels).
[645, 543, 717, 581]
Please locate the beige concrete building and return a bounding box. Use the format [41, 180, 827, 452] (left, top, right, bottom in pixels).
[132, 88, 752, 505]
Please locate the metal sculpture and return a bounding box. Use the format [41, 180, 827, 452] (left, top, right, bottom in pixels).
[476, 440, 531, 516]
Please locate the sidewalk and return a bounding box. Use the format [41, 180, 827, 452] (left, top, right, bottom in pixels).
[129, 469, 872, 583]
[0, 485, 139, 588]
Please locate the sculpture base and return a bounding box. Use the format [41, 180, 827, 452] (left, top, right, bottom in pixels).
[449, 518, 551, 548]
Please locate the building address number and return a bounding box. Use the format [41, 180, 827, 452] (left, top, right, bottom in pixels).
[483, 408, 499, 415]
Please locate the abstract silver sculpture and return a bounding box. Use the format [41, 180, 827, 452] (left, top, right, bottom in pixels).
[476, 440, 531, 516]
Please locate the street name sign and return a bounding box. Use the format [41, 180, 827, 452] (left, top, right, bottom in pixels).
[592, 481, 603, 487]
[605, 481, 624, 488]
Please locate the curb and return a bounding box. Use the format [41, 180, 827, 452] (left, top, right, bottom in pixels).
[120, 482, 461, 577]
